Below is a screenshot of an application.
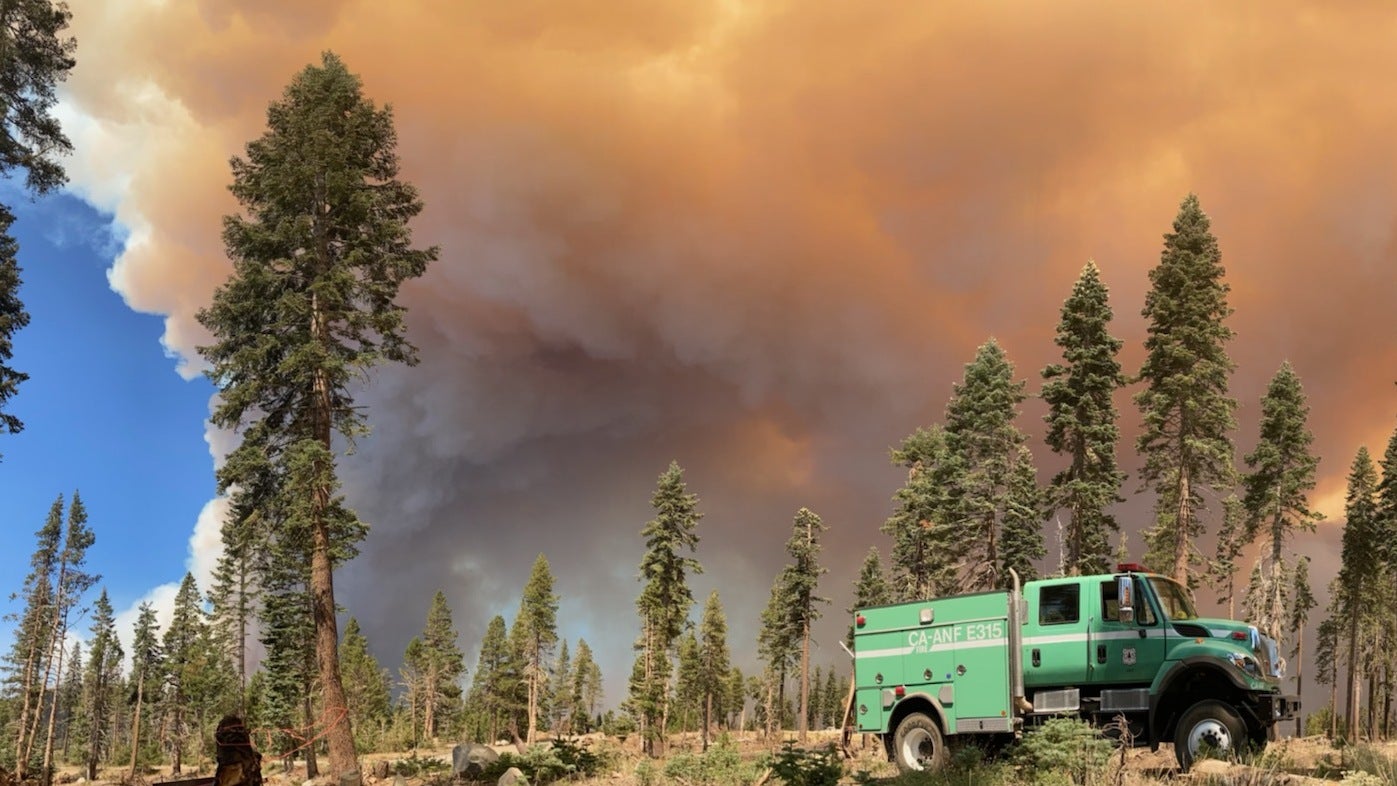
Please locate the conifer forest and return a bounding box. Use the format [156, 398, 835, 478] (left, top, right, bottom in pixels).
[2, 3, 1396, 786]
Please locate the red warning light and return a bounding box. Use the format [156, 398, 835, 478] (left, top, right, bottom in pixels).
[1115, 563, 1147, 573]
[894, 685, 906, 697]
[856, 615, 866, 627]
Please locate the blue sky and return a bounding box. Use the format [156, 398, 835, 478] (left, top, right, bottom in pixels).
[0, 189, 213, 642]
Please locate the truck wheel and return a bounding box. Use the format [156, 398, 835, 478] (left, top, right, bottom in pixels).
[1173, 700, 1245, 771]
[892, 712, 948, 773]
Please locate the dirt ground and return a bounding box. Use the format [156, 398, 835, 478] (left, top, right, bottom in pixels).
[43, 732, 1397, 786]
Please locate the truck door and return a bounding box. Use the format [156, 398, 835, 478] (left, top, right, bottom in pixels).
[1089, 577, 1166, 685]
[1024, 581, 1088, 687]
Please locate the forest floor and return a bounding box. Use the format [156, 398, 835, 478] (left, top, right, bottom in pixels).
[46, 732, 1397, 786]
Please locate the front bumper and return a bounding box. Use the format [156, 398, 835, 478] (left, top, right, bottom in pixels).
[1260, 693, 1300, 722]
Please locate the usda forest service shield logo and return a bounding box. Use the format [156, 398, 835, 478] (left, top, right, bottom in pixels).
[1123, 647, 1137, 666]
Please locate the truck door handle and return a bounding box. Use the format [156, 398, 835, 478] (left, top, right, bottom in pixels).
[1097, 645, 1107, 664]
[1031, 648, 1041, 667]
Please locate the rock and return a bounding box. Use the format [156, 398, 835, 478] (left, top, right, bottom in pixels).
[304, 779, 316, 786]
[339, 771, 362, 786]
[392, 777, 407, 786]
[1190, 759, 1232, 778]
[451, 743, 500, 780]
[496, 768, 528, 786]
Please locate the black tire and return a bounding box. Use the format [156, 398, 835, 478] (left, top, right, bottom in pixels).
[1173, 699, 1246, 771]
[892, 712, 948, 773]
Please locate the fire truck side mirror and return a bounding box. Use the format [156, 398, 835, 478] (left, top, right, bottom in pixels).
[1117, 575, 1135, 624]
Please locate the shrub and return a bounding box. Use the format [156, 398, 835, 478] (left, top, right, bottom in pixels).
[1011, 718, 1114, 785]
[480, 739, 613, 785]
[770, 742, 844, 786]
[662, 734, 766, 786]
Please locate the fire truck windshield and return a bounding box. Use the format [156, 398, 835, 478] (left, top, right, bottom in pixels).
[1147, 577, 1199, 621]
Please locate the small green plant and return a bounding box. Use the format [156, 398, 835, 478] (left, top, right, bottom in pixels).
[1349, 744, 1397, 784]
[1011, 718, 1114, 785]
[635, 757, 661, 786]
[662, 734, 765, 786]
[770, 742, 844, 786]
[392, 751, 450, 777]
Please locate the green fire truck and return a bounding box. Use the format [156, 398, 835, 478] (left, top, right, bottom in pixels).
[850, 564, 1299, 772]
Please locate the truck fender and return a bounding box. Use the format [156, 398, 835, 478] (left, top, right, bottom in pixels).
[888, 692, 951, 739]
[1148, 658, 1250, 746]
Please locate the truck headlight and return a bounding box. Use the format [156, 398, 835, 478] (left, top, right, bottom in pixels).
[1227, 652, 1262, 677]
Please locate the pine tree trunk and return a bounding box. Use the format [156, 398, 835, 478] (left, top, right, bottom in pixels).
[702, 693, 712, 752]
[1294, 626, 1305, 738]
[1346, 610, 1361, 739]
[14, 630, 44, 777]
[798, 620, 810, 742]
[308, 289, 359, 777]
[526, 663, 537, 744]
[171, 681, 183, 776]
[238, 568, 249, 715]
[305, 674, 320, 778]
[424, 663, 437, 742]
[129, 669, 145, 778]
[40, 634, 67, 786]
[24, 565, 72, 779]
[1173, 465, 1192, 584]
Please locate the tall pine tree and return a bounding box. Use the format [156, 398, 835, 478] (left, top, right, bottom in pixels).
[1288, 557, 1315, 738]
[7, 496, 63, 777]
[1241, 362, 1321, 644]
[162, 573, 206, 775]
[1337, 447, 1380, 738]
[1041, 260, 1126, 576]
[0, 209, 28, 459]
[632, 462, 702, 756]
[696, 591, 730, 751]
[417, 591, 465, 741]
[1135, 194, 1237, 584]
[516, 555, 558, 743]
[37, 493, 97, 782]
[882, 427, 960, 599]
[197, 52, 437, 774]
[0, 0, 76, 460]
[126, 603, 161, 778]
[847, 547, 890, 647]
[782, 508, 828, 742]
[80, 590, 121, 779]
[339, 619, 391, 751]
[463, 615, 514, 743]
[944, 339, 1036, 589]
[569, 639, 602, 734]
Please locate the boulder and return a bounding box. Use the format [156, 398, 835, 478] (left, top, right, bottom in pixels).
[496, 768, 528, 786]
[451, 743, 500, 780]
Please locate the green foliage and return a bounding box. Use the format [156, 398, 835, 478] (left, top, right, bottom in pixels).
[340, 618, 392, 750]
[633, 461, 704, 753]
[1348, 745, 1397, 784]
[569, 638, 603, 734]
[390, 751, 450, 777]
[663, 735, 764, 786]
[1041, 260, 1126, 577]
[1135, 193, 1237, 583]
[1010, 718, 1114, 785]
[769, 742, 843, 786]
[0, 208, 28, 455]
[482, 738, 611, 784]
[518, 554, 560, 741]
[848, 547, 890, 646]
[944, 340, 1038, 590]
[882, 426, 962, 600]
